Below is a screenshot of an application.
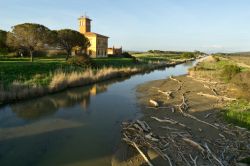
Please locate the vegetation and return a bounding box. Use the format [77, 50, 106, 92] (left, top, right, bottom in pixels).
[67, 54, 92, 68]
[93, 57, 137, 68]
[191, 55, 250, 130]
[132, 52, 184, 62]
[221, 64, 241, 81]
[181, 52, 195, 59]
[0, 58, 173, 104]
[6, 23, 56, 62]
[132, 51, 202, 63]
[56, 29, 90, 60]
[0, 57, 80, 87]
[0, 30, 8, 55]
[224, 100, 250, 129]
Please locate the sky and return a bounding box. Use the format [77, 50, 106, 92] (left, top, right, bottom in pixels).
[1, 0, 250, 53]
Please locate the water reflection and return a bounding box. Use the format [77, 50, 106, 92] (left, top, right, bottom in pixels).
[10, 77, 129, 120]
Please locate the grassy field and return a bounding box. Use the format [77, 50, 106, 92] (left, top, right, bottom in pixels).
[92, 57, 137, 68]
[0, 57, 138, 87]
[0, 57, 80, 87]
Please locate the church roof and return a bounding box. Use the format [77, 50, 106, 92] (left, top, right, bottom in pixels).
[84, 32, 109, 38]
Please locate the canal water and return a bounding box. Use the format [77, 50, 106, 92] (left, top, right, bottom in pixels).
[0, 61, 195, 166]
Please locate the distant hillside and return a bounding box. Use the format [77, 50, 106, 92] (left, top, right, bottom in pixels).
[231, 52, 250, 56]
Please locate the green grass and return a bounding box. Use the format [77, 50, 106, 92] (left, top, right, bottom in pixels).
[92, 57, 137, 68]
[224, 100, 250, 130]
[0, 57, 139, 87]
[0, 57, 82, 87]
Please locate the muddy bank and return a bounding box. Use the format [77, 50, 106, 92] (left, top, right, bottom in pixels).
[113, 75, 250, 166]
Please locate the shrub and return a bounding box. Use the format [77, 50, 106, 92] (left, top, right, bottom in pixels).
[181, 52, 195, 59]
[122, 52, 133, 58]
[212, 55, 220, 62]
[221, 64, 241, 81]
[67, 54, 92, 68]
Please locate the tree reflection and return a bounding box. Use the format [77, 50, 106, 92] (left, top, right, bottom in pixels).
[11, 77, 128, 120]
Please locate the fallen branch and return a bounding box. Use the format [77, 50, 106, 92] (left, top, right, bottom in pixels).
[203, 84, 218, 96]
[123, 133, 154, 166]
[204, 143, 224, 166]
[132, 142, 153, 166]
[151, 147, 172, 166]
[182, 138, 205, 154]
[170, 76, 182, 84]
[151, 116, 187, 128]
[136, 120, 151, 132]
[204, 113, 213, 119]
[182, 112, 219, 129]
[189, 154, 198, 166]
[197, 92, 236, 101]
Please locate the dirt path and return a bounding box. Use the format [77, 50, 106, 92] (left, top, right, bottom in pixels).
[113, 75, 250, 166]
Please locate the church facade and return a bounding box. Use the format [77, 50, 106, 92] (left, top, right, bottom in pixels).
[78, 16, 108, 58]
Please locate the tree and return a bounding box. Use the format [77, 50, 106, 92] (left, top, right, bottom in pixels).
[181, 52, 195, 59]
[0, 30, 8, 54]
[56, 29, 90, 60]
[6, 23, 55, 62]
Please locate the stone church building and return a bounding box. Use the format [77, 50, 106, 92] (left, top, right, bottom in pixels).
[78, 16, 122, 58]
[78, 16, 108, 58]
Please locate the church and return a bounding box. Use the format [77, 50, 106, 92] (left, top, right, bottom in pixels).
[78, 16, 122, 58]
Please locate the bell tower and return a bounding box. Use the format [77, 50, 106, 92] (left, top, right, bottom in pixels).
[79, 16, 92, 34]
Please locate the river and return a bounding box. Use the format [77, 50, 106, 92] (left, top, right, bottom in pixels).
[0, 61, 195, 166]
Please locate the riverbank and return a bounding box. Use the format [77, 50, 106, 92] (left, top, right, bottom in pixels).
[0, 58, 193, 105]
[115, 56, 250, 166]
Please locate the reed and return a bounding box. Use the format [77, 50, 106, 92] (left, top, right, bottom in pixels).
[0, 59, 188, 104]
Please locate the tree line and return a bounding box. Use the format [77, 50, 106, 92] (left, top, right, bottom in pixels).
[0, 23, 90, 62]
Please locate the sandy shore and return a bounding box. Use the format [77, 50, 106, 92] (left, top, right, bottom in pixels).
[112, 73, 250, 165]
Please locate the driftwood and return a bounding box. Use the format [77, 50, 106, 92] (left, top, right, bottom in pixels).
[189, 155, 198, 166]
[136, 120, 151, 132]
[170, 76, 182, 84]
[204, 143, 224, 166]
[182, 138, 205, 154]
[123, 133, 154, 166]
[197, 92, 236, 101]
[160, 126, 179, 131]
[182, 112, 219, 129]
[158, 90, 172, 99]
[121, 118, 250, 165]
[203, 84, 218, 96]
[204, 113, 213, 119]
[177, 93, 189, 113]
[151, 116, 187, 128]
[149, 99, 159, 107]
[152, 147, 173, 166]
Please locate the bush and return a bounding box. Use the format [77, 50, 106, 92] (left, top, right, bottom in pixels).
[67, 54, 92, 68]
[122, 52, 133, 58]
[181, 52, 195, 59]
[221, 64, 241, 81]
[212, 55, 220, 62]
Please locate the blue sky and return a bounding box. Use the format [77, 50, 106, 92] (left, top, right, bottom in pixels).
[1, 0, 250, 53]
